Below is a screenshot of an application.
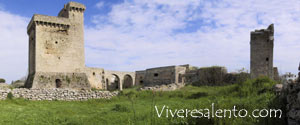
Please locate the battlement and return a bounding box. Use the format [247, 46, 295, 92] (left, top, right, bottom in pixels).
[250, 24, 274, 44]
[27, 14, 70, 34]
[27, 2, 86, 34]
[67, 2, 86, 11]
[251, 24, 274, 35]
[58, 2, 85, 17]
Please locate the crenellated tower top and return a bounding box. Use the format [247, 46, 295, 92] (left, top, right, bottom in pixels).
[58, 2, 86, 18]
[27, 2, 85, 35]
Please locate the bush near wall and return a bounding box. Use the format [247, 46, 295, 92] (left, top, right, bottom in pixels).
[11, 80, 25, 88]
[224, 72, 250, 84]
[192, 66, 250, 86]
[194, 66, 227, 86]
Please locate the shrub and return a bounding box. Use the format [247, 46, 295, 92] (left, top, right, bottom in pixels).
[112, 104, 129, 112]
[7, 92, 14, 100]
[91, 88, 97, 91]
[191, 66, 250, 86]
[224, 72, 250, 84]
[11, 80, 25, 88]
[187, 92, 208, 99]
[0, 78, 5, 83]
[237, 77, 276, 97]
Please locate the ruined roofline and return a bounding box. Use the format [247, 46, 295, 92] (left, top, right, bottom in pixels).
[135, 70, 146, 73]
[146, 65, 177, 70]
[144, 64, 192, 70]
[85, 67, 105, 70]
[251, 24, 274, 35]
[27, 14, 70, 34]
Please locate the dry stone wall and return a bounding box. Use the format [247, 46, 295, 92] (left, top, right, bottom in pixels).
[0, 88, 118, 101]
[140, 83, 185, 91]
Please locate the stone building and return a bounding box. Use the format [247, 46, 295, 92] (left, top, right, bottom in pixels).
[25, 2, 135, 90]
[250, 24, 278, 79]
[136, 65, 188, 86]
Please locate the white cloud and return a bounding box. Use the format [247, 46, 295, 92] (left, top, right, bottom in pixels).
[95, 1, 105, 9]
[0, 10, 29, 83]
[86, 0, 300, 75]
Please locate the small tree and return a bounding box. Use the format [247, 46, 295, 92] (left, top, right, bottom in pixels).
[0, 78, 5, 83]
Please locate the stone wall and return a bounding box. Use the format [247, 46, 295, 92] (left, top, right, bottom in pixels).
[137, 65, 187, 86]
[145, 66, 176, 86]
[0, 88, 118, 101]
[135, 70, 146, 85]
[140, 83, 185, 91]
[80, 67, 105, 89]
[26, 72, 91, 90]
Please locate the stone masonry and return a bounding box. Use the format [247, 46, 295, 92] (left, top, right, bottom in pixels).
[25, 2, 135, 90]
[250, 24, 276, 79]
[24, 2, 282, 92]
[0, 88, 118, 101]
[136, 65, 188, 86]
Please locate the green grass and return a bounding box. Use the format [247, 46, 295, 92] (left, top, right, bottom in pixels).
[0, 77, 286, 125]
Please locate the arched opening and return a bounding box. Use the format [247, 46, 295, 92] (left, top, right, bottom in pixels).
[123, 75, 133, 89]
[55, 79, 62, 88]
[107, 74, 119, 91]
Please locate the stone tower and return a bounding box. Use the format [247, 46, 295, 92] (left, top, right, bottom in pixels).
[250, 24, 274, 79]
[25, 2, 90, 89]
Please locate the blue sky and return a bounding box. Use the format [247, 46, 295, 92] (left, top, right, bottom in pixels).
[0, 0, 300, 83]
[0, 0, 123, 26]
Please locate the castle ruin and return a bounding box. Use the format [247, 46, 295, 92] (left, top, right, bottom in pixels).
[25, 2, 280, 90]
[25, 2, 135, 90]
[250, 24, 278, 79]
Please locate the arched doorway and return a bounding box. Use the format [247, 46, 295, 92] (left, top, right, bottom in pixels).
[107, 74, 119, 91]
[123, 74, 133, 89]
[55, 79, 62, 88]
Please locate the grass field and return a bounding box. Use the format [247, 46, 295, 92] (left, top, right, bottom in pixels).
[0, 77, 286, 125]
